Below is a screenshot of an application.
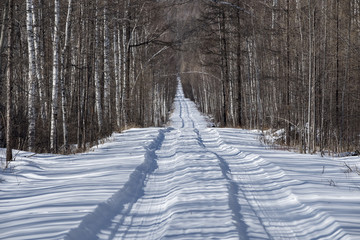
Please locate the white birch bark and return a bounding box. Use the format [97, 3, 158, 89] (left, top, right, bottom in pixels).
[296, 0, 306, 152]
[50, 0, 60, 152]
[69, 25, 76, 110]
[121, 19, 128, 128]
[59, 0, 72, 151]
[103, 1, 111, 126]
[94, 1, 103, 132]
[250, 17, 262, 130]
[115, 29, 121, 128]
[154, 82, 160, 126]
[26, 0, 37, 152]
[6, 0, 14, 161]
[246, 38, 253, 124]
[320, 0, 327, 154]
[229, 69, 235, 126]
[270, 0, 278, 126]
[32, 4, 46, 122]
[307, 0, 313, 153]
[0, 7, 6, 54]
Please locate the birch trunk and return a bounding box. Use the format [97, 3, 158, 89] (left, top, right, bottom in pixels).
[6, 0, 14, 161]
[59, 0, 72, 152]
[0, 5, 6, 56]
[311, 6, 316, 153]
[103, 0, 111, 130]
[307, 0, 312, 153]
[115, 29, 121, 128]
[32, 3, 46, 122]
[296, 0, 306, 153]
[320, 0, 327, 154]
[94, 1, 103, 133]
[26, 0, 37, 152]
[286, 0, 291, 146]
[121, 17, 128, 128]
[236, 1, 242, 126]
[50, 0, 60, 152]
[218, 10, 229, 126]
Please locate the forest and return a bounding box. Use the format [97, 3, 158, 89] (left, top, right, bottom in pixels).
[181, 0, 360, 155]
[1, 0, 359, 161]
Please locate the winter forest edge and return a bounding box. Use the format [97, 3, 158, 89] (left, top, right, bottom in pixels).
[1, 0, 360, 161]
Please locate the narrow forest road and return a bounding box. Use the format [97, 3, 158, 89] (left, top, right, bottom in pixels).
[1, 78, 360, 240]
[65, 79, 355, 240]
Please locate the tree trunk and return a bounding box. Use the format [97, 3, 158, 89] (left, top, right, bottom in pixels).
[0, 3, 8, 148]
[6, 0, 14, 162]
[236, 0, 242, 127]
[334, 0, 340, 152]
[320, 0, 328, 155]
[32, 2, 46, 122]
[26, 0, 37, 152]
[115, 29, 121, 129]
[59, 0, 72, 152]
[94, 1, 103, 133]
[219, 10, 229, 126]
[0, 4, 7, 57]
[103, 0, 111, 132]
[286, 0, 291, 146]
[50, 0, 60, 153]
[121, 7, 129, 129]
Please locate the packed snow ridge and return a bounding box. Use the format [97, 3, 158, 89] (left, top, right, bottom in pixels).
[1, 77, 360, 239]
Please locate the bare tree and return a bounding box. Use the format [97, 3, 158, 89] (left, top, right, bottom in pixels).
[103, 0, 111, 131]
[94, 0, 103, 134]
[59, 0, 73, 152]
[26, 0, 37, 152]
[6, 0, 14, 162]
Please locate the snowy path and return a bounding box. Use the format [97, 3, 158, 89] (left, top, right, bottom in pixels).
[1, 79, 360, 239]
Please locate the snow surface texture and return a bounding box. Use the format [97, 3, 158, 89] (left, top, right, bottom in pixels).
[1, 78, 360, 239]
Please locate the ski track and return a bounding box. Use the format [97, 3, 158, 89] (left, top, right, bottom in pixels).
[1, 78, 359, 239]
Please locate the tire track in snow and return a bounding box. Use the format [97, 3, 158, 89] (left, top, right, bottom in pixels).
[202, 128, 351, 239]
[108, 128, 237, 239]
[180, 89, 249, 238]
[0, 129, 161, 240]
[65, 128, 171, 240]
[65, 77, 350, 239]
[182, 97, 195, 129]
[102, 81, 241, 239]
[193, 128, 250, 240]
[173, 82, 249, 239]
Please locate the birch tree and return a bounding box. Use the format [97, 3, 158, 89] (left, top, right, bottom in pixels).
[114, 28, 121, 129]
[59, 0, 72, 152]
[31, 2, 46, 122]
[0, 0, 185, 153]
[103, 0, 111, 131]
[121, 0, 129, 128]
[6, 0, 14, 162]
[94, 0, 103, 133]
[7, 0, 359, 155]
[50, 0, 60, 152]
[26, 0, 37, 152]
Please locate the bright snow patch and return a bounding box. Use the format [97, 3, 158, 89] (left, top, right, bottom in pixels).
[1, 79, 360, 239]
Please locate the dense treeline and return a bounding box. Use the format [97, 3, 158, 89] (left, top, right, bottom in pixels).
[0, 0, 179, 158]
[1, 0, 360, 160]
[181, 0, 360, 154]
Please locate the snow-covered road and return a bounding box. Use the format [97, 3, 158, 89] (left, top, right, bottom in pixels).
[1, 79, 360, 239]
